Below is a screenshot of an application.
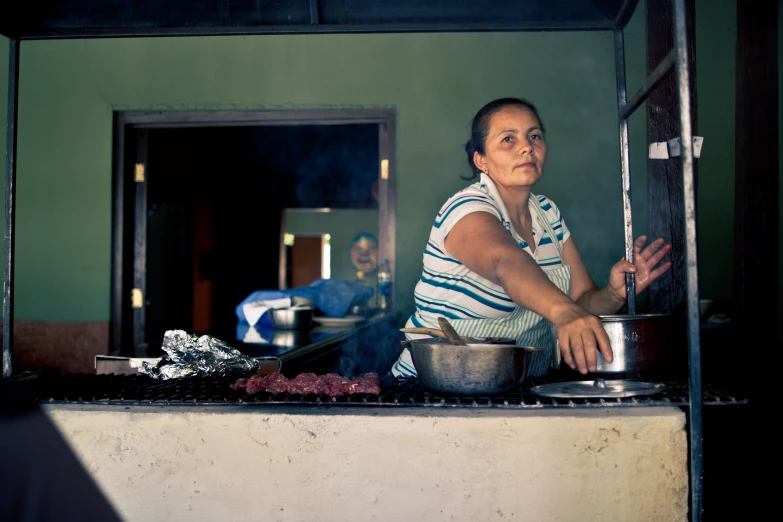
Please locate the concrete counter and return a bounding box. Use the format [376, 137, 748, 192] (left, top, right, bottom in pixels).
[46, 404, 688, 521]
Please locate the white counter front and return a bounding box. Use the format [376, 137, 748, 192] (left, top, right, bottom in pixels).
[46, 405, 687, 522]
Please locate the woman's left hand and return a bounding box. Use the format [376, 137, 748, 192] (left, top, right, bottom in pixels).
[608, 236, 672, 300]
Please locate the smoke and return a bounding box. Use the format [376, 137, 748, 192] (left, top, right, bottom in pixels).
[248, 124, 379, 210]
[335, 319, 405, 378]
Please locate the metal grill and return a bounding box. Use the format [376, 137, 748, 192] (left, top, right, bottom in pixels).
[11, 372, 748, 409]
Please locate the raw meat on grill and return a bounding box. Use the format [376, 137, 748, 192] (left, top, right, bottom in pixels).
[285, 373, 321, 395]
[231, 372, 380, 399]
[229, 378, 247, 390]
[347, 374, 382, 395]
[249, 372, 290, 395]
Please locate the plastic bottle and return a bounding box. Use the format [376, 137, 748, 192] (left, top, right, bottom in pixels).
[377, 259, 392, 311]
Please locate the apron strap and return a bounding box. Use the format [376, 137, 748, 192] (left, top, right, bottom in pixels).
[529, 195, 564, 261]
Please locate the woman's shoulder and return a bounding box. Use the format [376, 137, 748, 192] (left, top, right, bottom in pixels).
[431, 178, 503, 237]
[439, 179, 498, 212]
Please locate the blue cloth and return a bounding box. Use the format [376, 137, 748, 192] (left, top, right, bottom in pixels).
[235, 279, 374, 325]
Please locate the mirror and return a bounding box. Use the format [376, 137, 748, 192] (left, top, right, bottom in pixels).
[281, 209, 380, 291]
[116, 109, 395, 354]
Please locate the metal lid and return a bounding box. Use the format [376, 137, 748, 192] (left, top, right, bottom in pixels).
[598, 313, 670, 322]
[530, 379, 667, 399]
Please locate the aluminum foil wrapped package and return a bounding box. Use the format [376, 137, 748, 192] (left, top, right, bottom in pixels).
[140, 330, 259, 380]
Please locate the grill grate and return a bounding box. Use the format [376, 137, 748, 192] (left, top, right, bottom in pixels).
[11, 372, 749, 409]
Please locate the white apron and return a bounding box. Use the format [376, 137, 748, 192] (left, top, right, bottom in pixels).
[393, 195, 570, 377]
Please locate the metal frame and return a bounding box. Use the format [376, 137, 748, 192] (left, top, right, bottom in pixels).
[672, 1, 703, 517]
[2, 38, 19, 378]
[22, 376, 747, 409]
[1, 0, 634, 40]
[131, 129, 149, 352]
[3, 0, 703, 518]
[613, 0, 701, 518]
[8, 22, 620, 40]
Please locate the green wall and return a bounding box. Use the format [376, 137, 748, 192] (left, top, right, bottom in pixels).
[695, 0, 737, 301]
[284, 208, 379, 287]
[0, 0, 777, 327]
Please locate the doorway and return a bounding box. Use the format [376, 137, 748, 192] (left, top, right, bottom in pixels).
[111, 110, 396, 355]
[284, 233, 329, 289]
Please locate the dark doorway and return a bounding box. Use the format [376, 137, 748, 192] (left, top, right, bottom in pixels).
[112, 110, 396, 356]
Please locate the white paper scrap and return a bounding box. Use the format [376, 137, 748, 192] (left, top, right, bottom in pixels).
[668, 137, 681, 157]
[665, 136, 704, 158]
[650, 136, 704, 159]
[693, 136, 704, 158]
[649, 142, 670, 159]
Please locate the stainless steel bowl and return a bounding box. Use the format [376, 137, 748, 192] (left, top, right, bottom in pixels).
[407, 339, 543, 395]
[471, 336, 516, 345]
[596, 314, 670, 372]
[268, 307, 314, 330]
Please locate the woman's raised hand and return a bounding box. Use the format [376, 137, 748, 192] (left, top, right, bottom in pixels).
[607, 236, 672, 300]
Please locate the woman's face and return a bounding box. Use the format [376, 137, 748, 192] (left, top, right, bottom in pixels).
[473, 106, 547, 189]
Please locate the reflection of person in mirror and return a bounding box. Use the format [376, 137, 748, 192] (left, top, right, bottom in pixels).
[392, 98, 671, 378]
[350, 232, 379, 275]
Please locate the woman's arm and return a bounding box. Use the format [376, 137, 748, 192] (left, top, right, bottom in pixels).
[444, 212, 612, 374]
[562, 239, 627, 315]
[564, 235, 672, 315]
[445, 211, 576, 320]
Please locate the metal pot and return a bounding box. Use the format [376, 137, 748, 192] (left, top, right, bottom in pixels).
[595, 314, 670, 372]
[406, 339, 543, 395]
[268, 307, 314, 330]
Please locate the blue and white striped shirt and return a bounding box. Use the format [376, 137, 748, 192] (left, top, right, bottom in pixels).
[409, 173, 570, 329]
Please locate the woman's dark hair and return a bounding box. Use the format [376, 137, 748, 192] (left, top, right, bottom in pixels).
[462, 97, 545, 180]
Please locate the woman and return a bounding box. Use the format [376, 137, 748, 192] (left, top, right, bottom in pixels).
[392, 98, 671, 377]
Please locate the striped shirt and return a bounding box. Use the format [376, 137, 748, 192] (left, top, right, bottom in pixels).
[409, 172, 570, 329]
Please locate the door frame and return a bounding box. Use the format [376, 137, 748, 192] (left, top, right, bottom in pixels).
[111, 109, 397, 355]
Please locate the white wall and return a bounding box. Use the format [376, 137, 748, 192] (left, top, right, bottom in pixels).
[48, 406, 688, 522]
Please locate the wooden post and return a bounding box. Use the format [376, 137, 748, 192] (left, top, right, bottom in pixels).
[646, 0, 698, 319]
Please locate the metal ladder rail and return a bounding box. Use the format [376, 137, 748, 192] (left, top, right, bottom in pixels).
[3, 37, 19, 378]
[613, 0, 703, 519]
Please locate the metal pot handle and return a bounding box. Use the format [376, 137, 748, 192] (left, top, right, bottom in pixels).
[257, 356, 283, 374]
